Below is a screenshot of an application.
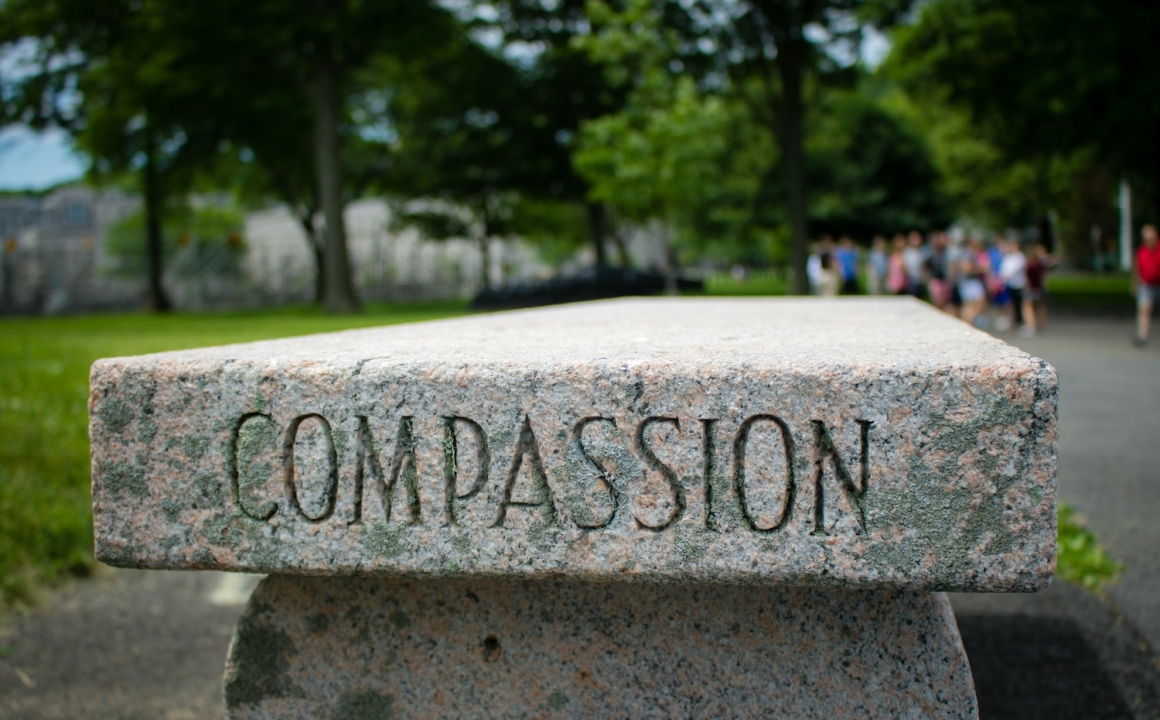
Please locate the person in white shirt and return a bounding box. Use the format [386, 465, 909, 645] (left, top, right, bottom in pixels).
[902, 231, 926, 296]
[998, 239, 1028, 334]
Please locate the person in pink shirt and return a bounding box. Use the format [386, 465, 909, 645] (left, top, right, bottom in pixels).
[887, 235, 909, 295]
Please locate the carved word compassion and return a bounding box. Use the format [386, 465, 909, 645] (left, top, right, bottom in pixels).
[230, 413, 872, 536]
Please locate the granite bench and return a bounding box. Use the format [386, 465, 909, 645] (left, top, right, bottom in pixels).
[89, 297, 1057, 718]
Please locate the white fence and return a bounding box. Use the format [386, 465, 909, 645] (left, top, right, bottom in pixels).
[0, 198, 550, 315]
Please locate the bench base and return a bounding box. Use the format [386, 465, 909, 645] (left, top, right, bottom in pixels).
[224, 576, 978, 719]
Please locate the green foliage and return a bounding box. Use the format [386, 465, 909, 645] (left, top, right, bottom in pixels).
[575, 1, 950, 269]
[888, 0, 1157, 169]
[1056, 503, 1122, 592]
[0, 303, 468, 609]
[508, 199, 592, 266]
[886, 0, 1160, 225]
[574, 0, 776, 265]
[806, 88, 953, 237]
[575, 77, 767, 248]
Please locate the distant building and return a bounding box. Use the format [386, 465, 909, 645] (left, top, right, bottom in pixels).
[1, 188, 548, 314]
[0, 185, 139, 314]
[244, 198, 548, 304]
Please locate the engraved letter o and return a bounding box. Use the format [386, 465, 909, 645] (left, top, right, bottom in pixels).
[283, 413, 339, 522]
[732, 414, 796, 533]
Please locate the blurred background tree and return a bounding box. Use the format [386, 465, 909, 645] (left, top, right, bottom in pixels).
[2, 0, 1153, 295]
[889, 0, 1160, 261]
[0, 0, 231, 311]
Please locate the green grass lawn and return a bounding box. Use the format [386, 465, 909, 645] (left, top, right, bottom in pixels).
[1045, 272, 1134, 312]
[703, 269, 790, 296]
[0, 302, 468, 606]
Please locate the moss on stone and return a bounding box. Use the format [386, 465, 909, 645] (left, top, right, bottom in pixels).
[331, 425, 350, 458]
[449, 533, 470, 554]
[363, 522, 410, 558]
[388, 610, 411, 630]
[332, 689, 395, 720]
[224, 616, 303, 708]
[546, 691, 569, 710]
[246, 545, 280, 569]
[98, 460, 148, 497]
[194, 471, 223, 507]
[674, 532, 710, 563]
[137, 417, 158, 444]
[161, 499, 182, 522]
[864, 397, 1042, 583]
[182, 435, 210, 461]
[307, 612, 330, 634]
[97, 397, 134, 435]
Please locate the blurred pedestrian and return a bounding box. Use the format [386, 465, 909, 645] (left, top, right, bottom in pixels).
[888, 235, 909, 295]
[807, 242, 822, 293]
[817, 251, 840, 297]
[998, 238, 1027, 333]
[958, 237, 989, 327]
[985, 235, 1009, 330]
[1133, 224, 1160, 347]
[903, 231, 926, 296]
[807, 235, 834, 294]
[926, 232, 951, 309]
[1022, 243, 1052, 337]
[867, 236, 888, 295]
[835, 236, 860, 294]
[945, 233, 965, 317]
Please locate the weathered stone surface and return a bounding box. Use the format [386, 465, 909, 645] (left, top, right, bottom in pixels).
[89, 297, 1057, 591]
[224, 575, 979, 719]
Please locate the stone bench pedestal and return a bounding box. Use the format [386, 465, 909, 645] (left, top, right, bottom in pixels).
[226, 577, 976, 718]
[89, 298, 1057, 719]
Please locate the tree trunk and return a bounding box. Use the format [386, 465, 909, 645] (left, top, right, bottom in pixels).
[478, 234, 491, 290]
[311, 41, 361, 313]
[294, 212, 325, 304]
[586, 202, 608, 267]
[141, 130, 171, 312]
[1037, 212, 1055, 254]
[610, 225, 631, 268]
[776, 35, 810, 296]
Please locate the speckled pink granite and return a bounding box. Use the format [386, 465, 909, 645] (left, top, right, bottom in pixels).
[224, 575, 978, 719]
[89, 297, 1057, 591]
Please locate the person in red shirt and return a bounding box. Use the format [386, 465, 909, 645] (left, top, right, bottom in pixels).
[1134, 224, 1160, 346]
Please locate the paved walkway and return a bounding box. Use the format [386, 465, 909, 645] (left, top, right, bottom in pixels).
[1006, 317, 1160, 653]
[1, 314, 1158, 719]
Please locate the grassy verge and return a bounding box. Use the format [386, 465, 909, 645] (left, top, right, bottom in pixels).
[703, 269, 790, 296]
[0, 302, 468, 607]
[1056, 503, 1123, 591]
[1046, 272, 1134, 313]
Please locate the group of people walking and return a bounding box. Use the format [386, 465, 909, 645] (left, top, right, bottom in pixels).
[809, 231, 1054, 337]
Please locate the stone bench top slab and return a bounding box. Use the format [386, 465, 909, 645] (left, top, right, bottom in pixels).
[90, 297, 1057, 591]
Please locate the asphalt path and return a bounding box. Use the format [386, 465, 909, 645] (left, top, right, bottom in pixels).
[1, 314, 1158, 719]
[1007, 316, 1160, 653]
